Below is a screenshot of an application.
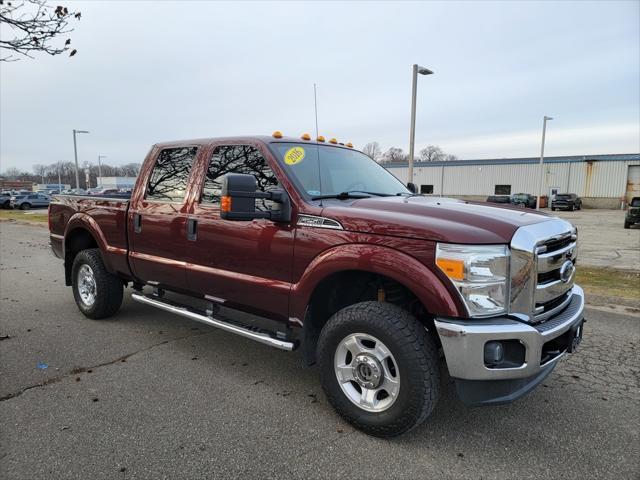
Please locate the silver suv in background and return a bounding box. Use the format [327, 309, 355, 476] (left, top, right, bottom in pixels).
[10, 193, 51, 210]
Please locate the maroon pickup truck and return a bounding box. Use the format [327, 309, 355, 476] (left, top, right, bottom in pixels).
[49, 133, 585, 437]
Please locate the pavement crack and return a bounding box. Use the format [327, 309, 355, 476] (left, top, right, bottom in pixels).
[0, 331, 210, 402]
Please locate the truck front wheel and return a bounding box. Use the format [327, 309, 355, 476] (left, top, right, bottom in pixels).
[317, 301, 440, 437]
[72, 248, 123, 319]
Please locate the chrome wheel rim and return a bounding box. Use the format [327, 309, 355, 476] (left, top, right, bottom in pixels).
[334, 333, 400, 412]
[77, 264, 97, 307]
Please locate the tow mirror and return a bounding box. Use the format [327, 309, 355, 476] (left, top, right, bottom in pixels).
[220, 173, 291, 223]
[407, 182, 417, 194]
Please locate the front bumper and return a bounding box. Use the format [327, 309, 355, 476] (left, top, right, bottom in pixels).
[434, 284, 585, 405]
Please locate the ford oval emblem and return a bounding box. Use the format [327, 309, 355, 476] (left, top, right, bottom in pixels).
[559, 260, 575, 283]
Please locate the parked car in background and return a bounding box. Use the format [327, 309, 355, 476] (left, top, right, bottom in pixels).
[552, 193, 582, 211]
[89, 187, 121, 196]
[1, 192, 12, 209]
[510, 193, 537, 209]
[486, 195, 511, 204]
[61, 188, 87, 195]
[625, 197, 640, 229]
[10, 193, 51, 209]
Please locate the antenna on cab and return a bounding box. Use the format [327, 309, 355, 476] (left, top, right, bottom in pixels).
[314, 83, 323, 207]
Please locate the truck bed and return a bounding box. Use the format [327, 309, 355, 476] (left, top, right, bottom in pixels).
[49, 194, 132, 279]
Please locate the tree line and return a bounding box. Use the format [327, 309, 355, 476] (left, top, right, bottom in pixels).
[1, 161, 142, 189]
[362, 142, 458, 163]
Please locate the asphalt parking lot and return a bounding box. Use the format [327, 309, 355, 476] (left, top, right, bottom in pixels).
[1, 221, 639, 479]
[550, 208, 640, 271]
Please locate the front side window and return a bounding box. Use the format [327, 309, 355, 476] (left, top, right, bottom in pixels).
[202, 145, 278, 211]
[271, 143, 409, 198]
[146, 147, 197, 202]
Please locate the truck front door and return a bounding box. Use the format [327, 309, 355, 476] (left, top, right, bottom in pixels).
[184, 143, 294, 322]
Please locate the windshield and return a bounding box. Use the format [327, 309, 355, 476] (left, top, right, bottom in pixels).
[271, 143, 409, 198]
[631, 198, 640, 207]
[556, 194, 571, 200]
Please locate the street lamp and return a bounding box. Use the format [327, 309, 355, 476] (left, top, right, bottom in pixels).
[535, 116, 553, 210]
[97, 155, 107, 187]
[72, 129, 90, 189]
[408, 64, 434, 185]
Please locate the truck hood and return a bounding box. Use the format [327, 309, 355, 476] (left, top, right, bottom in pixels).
[321, 196, 552, 244]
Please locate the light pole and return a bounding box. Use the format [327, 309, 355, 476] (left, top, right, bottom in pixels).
[408, 64, 433, 185]
[57, 162, 62, 191]
[536, 116, 553, 210]
[97, 155, 106, 187]
[72, 129, 90, 189]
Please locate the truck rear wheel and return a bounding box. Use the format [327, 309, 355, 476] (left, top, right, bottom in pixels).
[72, 248, 123, 319]
[317, 301, 440, 437]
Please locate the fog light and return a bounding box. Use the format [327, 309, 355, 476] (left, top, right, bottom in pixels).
[484, 341, 504, 367]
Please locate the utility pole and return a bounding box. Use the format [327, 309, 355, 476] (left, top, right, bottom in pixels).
[407, 64, 433, 185]
[72, 129, 90, 189]
[97, 155, 107, 187]
[536, 116, 553, 210]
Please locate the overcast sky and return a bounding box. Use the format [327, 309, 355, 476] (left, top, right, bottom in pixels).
[1, 0, 639, 171]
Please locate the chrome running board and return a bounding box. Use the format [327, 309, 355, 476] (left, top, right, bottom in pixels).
[131, 292, 296, 351]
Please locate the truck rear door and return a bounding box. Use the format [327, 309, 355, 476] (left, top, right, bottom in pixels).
[127, 146, 199, 290]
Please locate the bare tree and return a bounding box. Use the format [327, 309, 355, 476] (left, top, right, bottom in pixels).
[0, 0, 81, 61]
[418, 145, 445, 162]
[443, 154, 458, 161]
[4, 166, 22, 179]
[32, 163, 47, 183]
[119, 163, 141, 177]
[381, 147, 407, 163]
[362, 142, 382, 162]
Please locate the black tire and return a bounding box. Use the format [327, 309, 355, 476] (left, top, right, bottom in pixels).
[317, 301, 440, 437]
[624, 222, 631, 229]
[551, 207, 556, 211]
[20, 203, 30, 210]
[570, 204, 575, 211]
[72, 248, 123, 319]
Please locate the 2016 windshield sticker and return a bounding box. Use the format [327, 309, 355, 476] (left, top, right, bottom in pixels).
[284, 147, 305, 165]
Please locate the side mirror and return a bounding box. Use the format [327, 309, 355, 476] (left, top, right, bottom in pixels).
[407, 182, 417, 194]
[220, 173, 291, 223]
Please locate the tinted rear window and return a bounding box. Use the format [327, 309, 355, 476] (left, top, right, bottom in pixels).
[631, 198, 640, 207]
[146, 147, 197, 202]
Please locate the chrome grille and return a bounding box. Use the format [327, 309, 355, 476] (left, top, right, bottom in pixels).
[510, 219, 577, 323]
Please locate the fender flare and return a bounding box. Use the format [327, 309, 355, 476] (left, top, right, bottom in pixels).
[290, 243, 466, 322]
[63, 213, 114, 272]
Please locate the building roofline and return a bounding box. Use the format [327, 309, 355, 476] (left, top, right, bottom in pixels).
[384, 153, 640, 168]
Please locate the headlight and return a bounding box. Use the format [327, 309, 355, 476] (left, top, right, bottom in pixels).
[436, 243, 510, 317]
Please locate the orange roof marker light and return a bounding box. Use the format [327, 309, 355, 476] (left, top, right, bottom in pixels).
[346, 142, 353, 148]
[329, 138, 338, 144]
[317, 136, 326, 142]
[272, 131, 283, 138]
[301, 133, 311, 141]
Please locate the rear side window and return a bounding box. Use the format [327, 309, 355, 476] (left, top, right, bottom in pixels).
[146, 147, 197, 202]
[201, 145, 278, 211]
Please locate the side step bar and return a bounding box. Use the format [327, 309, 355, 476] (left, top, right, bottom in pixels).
[131, 293, 296, 351]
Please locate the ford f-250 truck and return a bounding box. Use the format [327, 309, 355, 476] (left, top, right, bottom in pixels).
[49, 133, 585, 437]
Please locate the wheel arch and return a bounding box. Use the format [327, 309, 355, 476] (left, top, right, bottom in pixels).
[63, 214, 110, 285]
[292, 244, 464, 365]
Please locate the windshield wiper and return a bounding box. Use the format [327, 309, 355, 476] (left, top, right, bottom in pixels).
[311, 192, 371, 200]
[311, 191, 396, 200]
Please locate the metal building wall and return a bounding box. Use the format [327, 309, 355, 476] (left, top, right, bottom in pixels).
[387, 160, 640, 201]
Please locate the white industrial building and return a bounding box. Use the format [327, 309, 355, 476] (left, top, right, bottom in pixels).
[96, 176, 137, 189]
[385, 153, 640, 208]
